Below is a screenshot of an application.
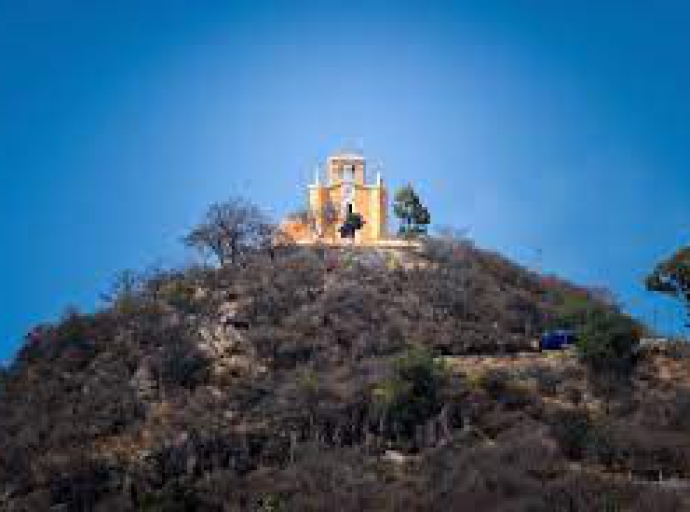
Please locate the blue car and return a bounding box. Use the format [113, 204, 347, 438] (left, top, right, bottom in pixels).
[541, 330, 576, 351]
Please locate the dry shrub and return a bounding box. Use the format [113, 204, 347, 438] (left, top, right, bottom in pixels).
[542, 472, 684, 512]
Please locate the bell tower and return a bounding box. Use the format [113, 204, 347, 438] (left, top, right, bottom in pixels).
[283, 150, 388, 245]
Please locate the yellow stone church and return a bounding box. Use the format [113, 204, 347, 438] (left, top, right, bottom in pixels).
[282, 151, 391, 245]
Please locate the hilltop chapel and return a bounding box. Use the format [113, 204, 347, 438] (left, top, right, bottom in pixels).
[283, 152, 391, 245]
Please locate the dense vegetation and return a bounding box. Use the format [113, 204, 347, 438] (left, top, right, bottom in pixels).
[1, 224, 688, 511]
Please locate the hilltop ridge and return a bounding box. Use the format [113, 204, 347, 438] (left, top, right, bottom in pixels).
[1, 236, 689, 511]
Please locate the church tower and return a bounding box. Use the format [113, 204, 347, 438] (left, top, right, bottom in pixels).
[285, 151, 388, 245]
[309, 152, 388, 243]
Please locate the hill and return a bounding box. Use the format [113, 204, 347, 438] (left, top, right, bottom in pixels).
[1, 236, 688, 511]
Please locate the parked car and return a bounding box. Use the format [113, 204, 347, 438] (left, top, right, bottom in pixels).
[541, 329, 576, 351]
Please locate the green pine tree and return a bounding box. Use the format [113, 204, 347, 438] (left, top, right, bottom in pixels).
[393, 184, 431, 236]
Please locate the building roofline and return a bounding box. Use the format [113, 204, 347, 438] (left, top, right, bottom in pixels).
[308, 182, 384, 190]
[327, 153, 365, 161]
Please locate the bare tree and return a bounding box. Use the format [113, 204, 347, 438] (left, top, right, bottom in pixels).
[101, 269, 144, 313]
[183, 197, 273, 266]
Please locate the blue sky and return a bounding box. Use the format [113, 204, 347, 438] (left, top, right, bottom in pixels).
[1, 0, 689, 362]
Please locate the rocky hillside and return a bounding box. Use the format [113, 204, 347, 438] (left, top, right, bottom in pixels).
[1, 237, 688, 511]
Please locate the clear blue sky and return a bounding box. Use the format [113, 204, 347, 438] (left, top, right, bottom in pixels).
[1, 0, 689, 362]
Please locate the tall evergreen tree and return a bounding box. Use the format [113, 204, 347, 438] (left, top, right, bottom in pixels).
[393, 184, 431, 236]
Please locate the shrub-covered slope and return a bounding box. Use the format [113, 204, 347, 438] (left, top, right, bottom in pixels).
[1, 238, 687, 511]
